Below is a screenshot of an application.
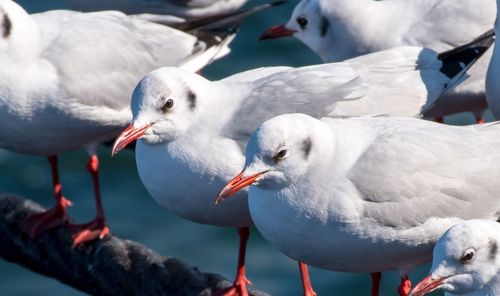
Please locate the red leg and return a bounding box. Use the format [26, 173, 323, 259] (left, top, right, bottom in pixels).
[70, 155, 110, 247]
[434, 117, 444, 124]
[398, 274, 412, 296]
[215, 227, 251, 296]
[299, 262, 317, 296]
[371, 272, 381, 296]
[21, 155, 72, 238]
[476, 116, 485, 124]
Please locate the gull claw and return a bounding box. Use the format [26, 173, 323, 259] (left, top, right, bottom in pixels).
[70, 218, 110, 248]
[20, 196, 72, 238]
[214, 276, 251, 296]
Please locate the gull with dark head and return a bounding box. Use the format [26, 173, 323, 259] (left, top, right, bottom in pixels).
[111, 40, 490, 295]
[261, 0, 496, 123]
[217, 114, 500, 296]
[410, 220, 500, 296]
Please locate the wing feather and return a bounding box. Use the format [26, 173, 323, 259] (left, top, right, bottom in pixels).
[33, 10, 200, 111]
[223, 47, 450, 145]
[344, 118, 500, 228]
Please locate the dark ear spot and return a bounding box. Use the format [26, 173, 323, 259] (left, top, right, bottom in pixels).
[2, 13, 11, 38]
[319, 16, 329, 37]
[187, 89, 196, 110]
[301, 137, 312, 159]
[489, 239, 498, 260]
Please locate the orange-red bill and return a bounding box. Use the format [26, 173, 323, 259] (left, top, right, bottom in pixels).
[215, 170, 268, 204]
[409, 275, 446, 296]
[260, 24, 297, 40]
[111, 123, 153, 156]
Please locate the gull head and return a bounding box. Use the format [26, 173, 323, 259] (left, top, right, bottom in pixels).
[216, 113, 325, 204]
[409, 220, 500, 296]
[112, 67, 208, 155]
[0, 0, 40, 58]
[261, 0, 327, 56]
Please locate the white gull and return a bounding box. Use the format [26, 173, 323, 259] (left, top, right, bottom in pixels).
[217, 114, 500, 296]
[0, 0, 249, 246]
[260, 0, 496, 122]
[410, 220, 500, 296]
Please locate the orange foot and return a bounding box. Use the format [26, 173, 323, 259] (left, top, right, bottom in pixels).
[304, 286, 317, 296]
[70, 218, 110, 248]
[215, 276, 251, 296]
[304, 287, 317, 296]
[398, 275, 412, 296]
[20, 196, 72, 238]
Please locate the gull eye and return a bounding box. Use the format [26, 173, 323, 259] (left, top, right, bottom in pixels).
[160, 97, 175, 113]
[297, 17, 308, 29]
[460, 248, 475, 264]
[273, 149, 288, 162]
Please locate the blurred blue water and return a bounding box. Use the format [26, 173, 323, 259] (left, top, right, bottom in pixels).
[0, 0, 479, 295]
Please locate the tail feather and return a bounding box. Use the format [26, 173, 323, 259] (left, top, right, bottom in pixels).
[179, 34, 236, 72]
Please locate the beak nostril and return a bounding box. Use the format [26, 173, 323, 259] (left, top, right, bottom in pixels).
[230, 175, 244, 185]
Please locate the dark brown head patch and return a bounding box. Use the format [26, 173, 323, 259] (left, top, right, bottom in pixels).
[2, 12, 11, 38]
[187, 89, 196, 110]
[301, 137, 312, 159]
[319, 16, 330, 37]
[489, 239, 498, 261]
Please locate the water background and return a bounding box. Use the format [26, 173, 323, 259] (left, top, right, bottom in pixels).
[1, 0, 486, 294]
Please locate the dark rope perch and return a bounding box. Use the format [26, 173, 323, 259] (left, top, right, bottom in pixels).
[0, 194, 270, 296]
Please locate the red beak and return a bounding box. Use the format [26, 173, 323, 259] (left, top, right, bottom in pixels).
[111, 123, 153, 156]
[260, 24, 297, 40]
[409, 275, 447, 296]
[215, 170, 268, 204]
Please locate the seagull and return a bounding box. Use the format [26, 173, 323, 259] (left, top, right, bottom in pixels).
[62, 0, 248, 21]
[486, 0, 500, 120]
[216, 114, 500, 296]
[260, 0, 496, 123]
[110, 39, 490, 296]
[0, 0, 277, 247]
[409, 220, 500, 296]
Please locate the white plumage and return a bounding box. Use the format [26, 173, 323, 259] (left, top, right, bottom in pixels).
[0, 0, 235, 246]
[219, 113, 500, 275]
[114, 46, 464, 227]
[262, 0, 496, 120]
[111, 45, 473, 295]
[0, 0, 232, 156]
[410, 220, 500, 296]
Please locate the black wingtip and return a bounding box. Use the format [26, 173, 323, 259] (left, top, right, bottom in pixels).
[172, 0, 287, 33]
[438, 28, 495, 79]
[270, 0, 288, 7]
